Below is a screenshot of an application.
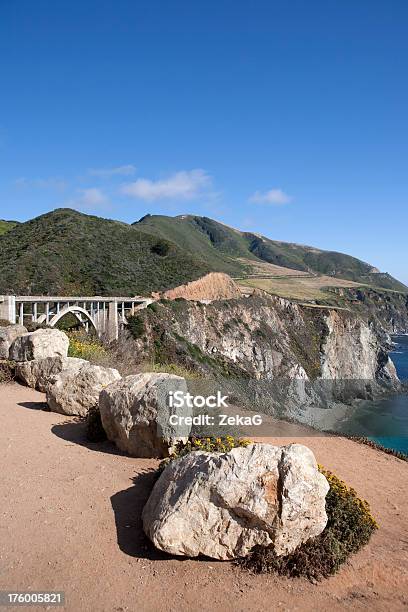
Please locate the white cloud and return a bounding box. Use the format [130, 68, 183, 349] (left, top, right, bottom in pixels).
[121, 169, 212, 201]
[249, 188, 292, 205]
[88, 164, 137, 178]
[64, 188, 109, 210]
[80, 188, 108, 205]
[15, 176, 67, 191]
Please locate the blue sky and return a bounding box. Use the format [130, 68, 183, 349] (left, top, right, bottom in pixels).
[1, 0, 407, 283]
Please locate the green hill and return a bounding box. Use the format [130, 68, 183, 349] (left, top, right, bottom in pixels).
[134, 214, 252, 276]
[135, 214, 407, 292]
[0, 220, 19, 236]
[0, 209, 210, 296]
[0, 208, 405, 297]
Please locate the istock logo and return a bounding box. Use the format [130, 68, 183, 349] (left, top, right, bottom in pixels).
[168, 390, 229, 409]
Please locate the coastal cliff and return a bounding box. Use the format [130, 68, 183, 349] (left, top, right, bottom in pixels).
[128, 293, 399, 423]
[329, 287, 408, 334]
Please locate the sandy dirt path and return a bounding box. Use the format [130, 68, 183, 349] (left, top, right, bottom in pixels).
[1, 383, 407, 612]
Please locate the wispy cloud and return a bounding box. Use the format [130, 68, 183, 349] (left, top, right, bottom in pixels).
[121, 169, 212, 201]
[249, 188, 292, 205]
[15, 176, 68, 191]
[63, 188, 109, 210]
[88, 164, 137, 178]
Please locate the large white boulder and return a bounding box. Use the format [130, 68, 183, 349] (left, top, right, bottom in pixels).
[9, 328, 69, 362]
[99, 373, 192, 458]
[0, 324, 27, 359]
[46, 363, 121, 417]
[16, 356, 88, 392]
[142, 443, 329, 560]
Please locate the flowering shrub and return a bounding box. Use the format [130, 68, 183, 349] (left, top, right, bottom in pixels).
[159, 435, 251, 471]
[176, 435, 250, 455]
[239, 466, 378, 580]
[68, 333, 107, 361]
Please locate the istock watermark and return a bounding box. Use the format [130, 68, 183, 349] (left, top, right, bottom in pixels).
[168, 412, 263, 427]
[168, 390, 229, 409]
[166, 390, 263, 427]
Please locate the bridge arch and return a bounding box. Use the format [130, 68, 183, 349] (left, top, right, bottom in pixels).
[47, 306, 98, 333]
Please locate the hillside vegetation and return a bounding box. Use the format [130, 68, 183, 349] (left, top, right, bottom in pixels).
[0, 209, 210, 295]
[0, 208, 406, 298]
[135, 214, 407, 292]
[0, 220, 19, 236]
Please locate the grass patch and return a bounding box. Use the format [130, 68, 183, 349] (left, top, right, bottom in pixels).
[238, 467, 378, 581]
[140, 360, 202, 379]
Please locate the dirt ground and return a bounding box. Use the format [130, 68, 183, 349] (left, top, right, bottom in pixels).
[1, 383, 407, 612]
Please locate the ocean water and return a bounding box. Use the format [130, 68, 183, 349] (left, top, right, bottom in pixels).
[338, 335, 408, 455]
[390, 334, 408, 381]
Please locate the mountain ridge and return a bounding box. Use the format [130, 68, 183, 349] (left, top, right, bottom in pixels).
[134, 213, 407, 292]
[0, 208, 406, 296]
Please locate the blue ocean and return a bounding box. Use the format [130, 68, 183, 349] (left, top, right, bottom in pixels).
[339, 335, 408, 455]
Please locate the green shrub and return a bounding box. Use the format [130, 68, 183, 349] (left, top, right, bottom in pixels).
[55, 312, 80, 331]
[238, 467, 378, 581]
[151, 240, 171, 256]
[127, 314, 145, 339]
[86, 406, 107, 442]
[147, 302, 159, 313]
[0, 318, 12, 326]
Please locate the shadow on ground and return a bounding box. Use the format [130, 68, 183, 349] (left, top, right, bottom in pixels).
[110, 470, 172, 560]
[51, 418, 127, 456]
[18, 401, 49, 411]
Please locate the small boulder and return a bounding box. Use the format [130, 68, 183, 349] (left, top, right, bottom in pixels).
[0, 324, 27, 359]
[46, 363, 121, 417]
[142, 443, 329, 560]
[10, 328, 69, 362]
[99, 373, 192, 458]
[16, 356, 88, 392]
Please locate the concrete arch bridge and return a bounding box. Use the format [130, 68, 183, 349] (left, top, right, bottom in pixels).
[0, 295, 153, 341]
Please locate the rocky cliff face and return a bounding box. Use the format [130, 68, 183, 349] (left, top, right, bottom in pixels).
[320, 309, 396, 383]
[129, 293, 399, 423]
[329, 287, 408, 334]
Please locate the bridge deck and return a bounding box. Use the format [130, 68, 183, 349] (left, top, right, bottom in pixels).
[15, 296, 147, 302]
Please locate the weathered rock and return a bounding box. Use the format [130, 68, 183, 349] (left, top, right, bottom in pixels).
[9, 329, 69, 362]
[16, 356, 88, 392]
[0, 324, 27, 359]
[142, 443, 329, 560]
[99, 373, 192, 458]
[46, 363, 121, 417]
